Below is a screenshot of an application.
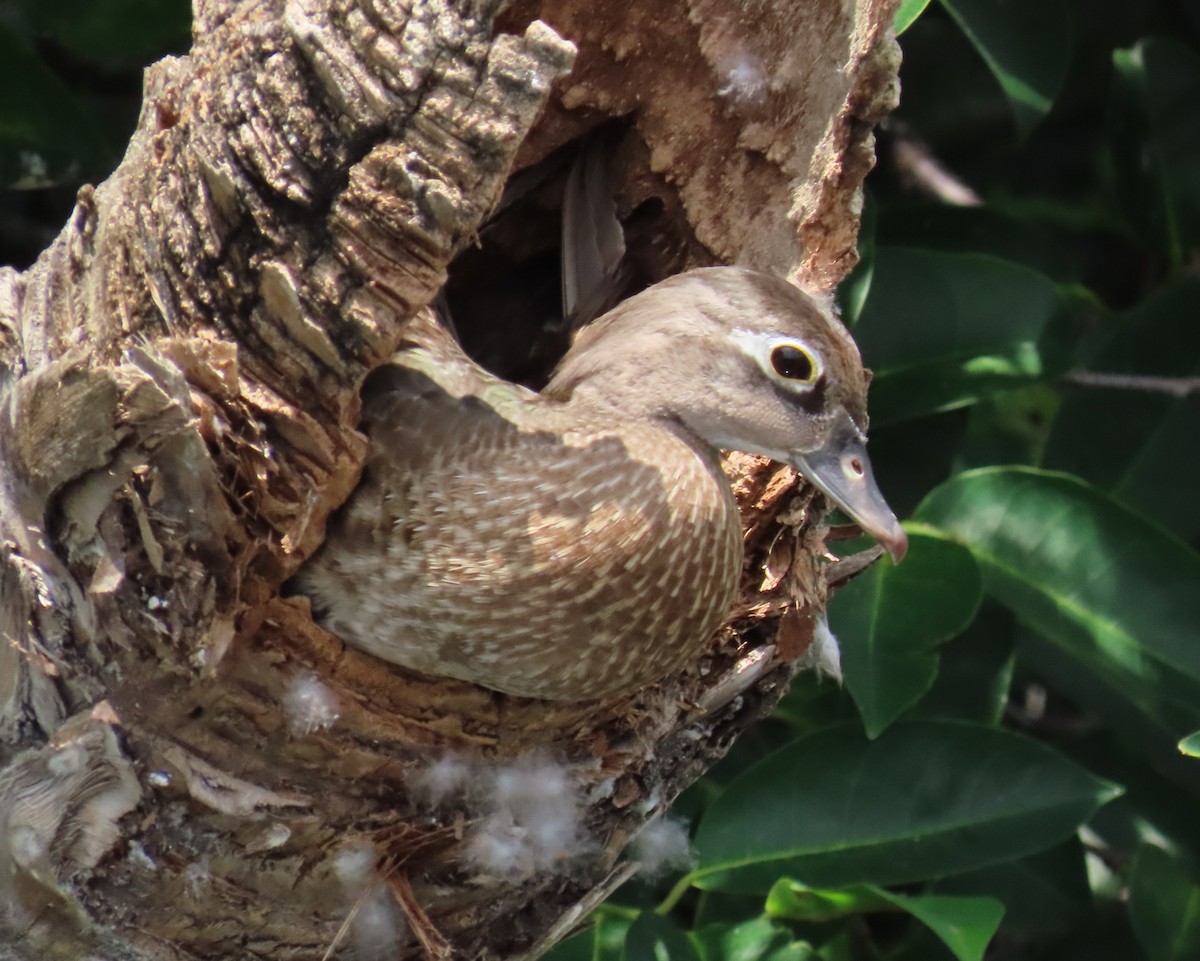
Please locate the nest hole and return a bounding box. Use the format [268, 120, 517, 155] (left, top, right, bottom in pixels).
[444, 123, 708, 390]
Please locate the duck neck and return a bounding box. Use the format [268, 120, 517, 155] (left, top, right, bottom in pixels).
[555, 380, 726, 474]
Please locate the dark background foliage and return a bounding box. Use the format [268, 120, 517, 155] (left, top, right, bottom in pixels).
[4, 1, 1199, 959]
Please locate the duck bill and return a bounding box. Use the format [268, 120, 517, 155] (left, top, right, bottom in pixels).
[790, 417, 908, 563]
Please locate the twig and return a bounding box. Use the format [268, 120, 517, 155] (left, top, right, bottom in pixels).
[388, 872, 453, 961]
[511, 863, 640, 961]
[890, 127, 982, 206]
[1064, 371, 1200, 398]
[321, 880, 378, 961]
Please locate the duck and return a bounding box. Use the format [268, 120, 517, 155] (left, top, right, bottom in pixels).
[298, 264, 906, 700]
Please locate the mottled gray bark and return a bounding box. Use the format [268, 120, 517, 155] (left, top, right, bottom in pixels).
[0, 0, 899, 958]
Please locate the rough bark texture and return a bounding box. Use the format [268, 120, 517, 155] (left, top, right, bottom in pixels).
[0, 1, 900, 959]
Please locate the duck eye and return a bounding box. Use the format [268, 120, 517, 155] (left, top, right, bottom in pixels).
[770, 344, 817, 383]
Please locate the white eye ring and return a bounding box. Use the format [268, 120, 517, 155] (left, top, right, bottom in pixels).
[730, 329, 824, 391]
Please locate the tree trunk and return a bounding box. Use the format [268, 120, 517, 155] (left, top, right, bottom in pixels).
[0, 0, 900, 958]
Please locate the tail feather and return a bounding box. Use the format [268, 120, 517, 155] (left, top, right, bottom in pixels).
[561, 135, 627, 330]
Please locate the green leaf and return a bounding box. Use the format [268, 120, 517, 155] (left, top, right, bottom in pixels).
[894, 0, 934, 36]
[765, 880, 890, 922]
[932, 840, 1090, 934]
[874, 204, 1080, 283]
[856, 409, 969, 521]
[838, 190, 876, 326]
[1046, 276, 1200, 545]
[1015, 630, 1200, 843]
[691, 721, 1119, 893]
[693, 891, 773, 933]
[813, 931, 853, 961]
[1016, 912, 1143, 961]
[765, 881, 1002, 961]
[13, 0, 190, 64]
[1068, 734, 1200, 865]
[1180, 733, 1200, 759]
[545, 927, 604, 961]
[1129, 844, 1200, 961]
[693, 918, 817, 961]
[832, 527, 982, 738]
[624, 913, 700, 961]
[957, 385, 1059, 470]
[915, 468, 1200, 735]
[1110, 38, 1200, 267]
[939, 0, 1071, 138]
[909, 601, 1015, 727]
[854, 248, 1057, 426]
[874, 890, 1003, 961]
[545, 913, 633, 961]
[0, 24, 113, 187]
[770, 667, 860, 737]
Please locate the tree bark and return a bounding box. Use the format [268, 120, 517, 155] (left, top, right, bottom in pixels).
[0, 1, 900, 958]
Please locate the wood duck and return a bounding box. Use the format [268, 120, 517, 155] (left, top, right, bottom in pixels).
[298, 266, 906, 700]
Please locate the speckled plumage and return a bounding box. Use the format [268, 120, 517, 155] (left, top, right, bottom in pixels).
[299, 267, 904, 700]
